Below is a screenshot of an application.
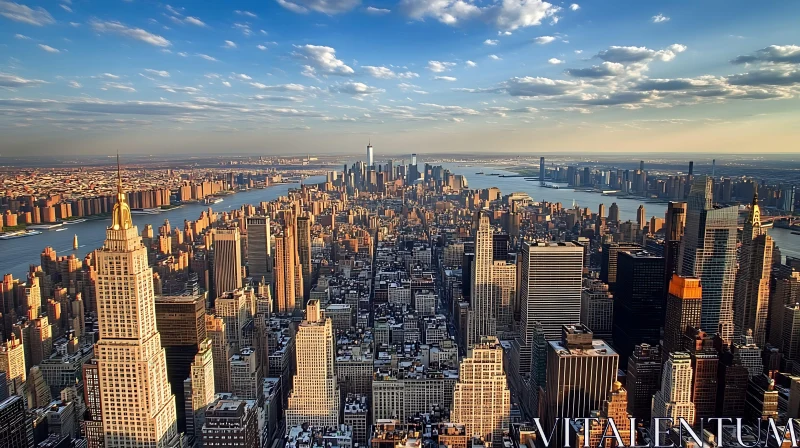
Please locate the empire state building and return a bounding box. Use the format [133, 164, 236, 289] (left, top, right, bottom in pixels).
[95, 162, 180, 447]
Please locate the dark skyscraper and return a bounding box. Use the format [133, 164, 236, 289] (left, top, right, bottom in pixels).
[0, 396, 32, 448]
[539, 157, 545, 187]
[245, 216, 271, 283]
[612, 250, 665, 363]
[600, 242, 639, 291]
[663, 275, 703, 355]
[296, 216, 312, 293]
[626, 344, 661, 421]
[492, 233, 509, 262]
[663, 201, 687, 292]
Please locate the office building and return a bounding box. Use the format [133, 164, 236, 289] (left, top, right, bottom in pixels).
[685, 329, 718, 420]
[366, 142, 374, 167]
[745, 374, 779, 422]
[626, 344, 661, 421]
[662, 275, 702, 355]
[451, 337, 510, 447]
[678, 176, 738, 343]
[94, 173, 179, 447]
[608, 202, 620, 223]
[469, 211, 496, 345]
[734, 192, 773, 346]
[612, 250, 665, 363]
[275, 227, 298, 313]
[0, 335, 25, 398]
[213, 228, 243, 299]
[206, 314, 232, 393]
[599, 242, 640, 291]
[215, 288, 251, 354]
[82, 359, 104, 448]
[652, 352, 695, 431]
[202, 398, 259, 448]
[570, 381, 630, 448]
[230, 348, 260, 400]
[285, 300, 340, 428]
[297, 216, 313, 289]
[184, 339, 215, 446]
[519, 242, 583, 376]
[0, 395, 32, 448]
[663, 202, 687, 290]
[580, 279, 613, 340]
[492, 261, 517, 334]
[543, 325, 619, 432]
[245, 216, 272, 282]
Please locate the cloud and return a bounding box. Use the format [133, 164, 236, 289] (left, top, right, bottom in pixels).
[548, 58, 564, 64]
[157, 85, 201, 94]
[470, 76, 580, 97]
[726, 67, 800, 87]
[222, 81, 232, 87]
[484, 39, 499, 46]
[293, 45, 354, 75]
[67, 80, 81, 88]
[419, 102, 479, 116]
[427, 60, 456, 72]
[38, 44, 60, 53]
[366, 6, 390, 14]
[233, 23, 253, 36]
[251, 95, 303, 102]
[569, 4, 579, 11]
[0, 72, 46, 87]
[248, 83, 312, 92]
[235, 73, 252, 80]
[224, 40, 237, 49]
[466, 60, 477, 67]
[257, 45, 267, 50]
[652, 13, 669, 23]
[235, 10, 258, 18]
[197, 53, 218, 61]
[0, 1, 55, 26]
[400, 0, 559, 32]
[533, 35, 556, 45]
[99, 73, 120, 79]
[434, 76, 458, 81]
[330, 81, 385, 96]
[144, 69, 170, 78]
[59, 4, 72, 13]
[489, 54, 501, 60]
[363, 66, 419, 79]
[103, 82, 136, 92]
[731, 45, 800, 65]
[276, 0, 360, 14]
[565, 62, 625, 77]
[14, 33, 30, 39]
[596, 44, 686, 63]
[90, 20, 171, 47]
[184, 16, 206, 26]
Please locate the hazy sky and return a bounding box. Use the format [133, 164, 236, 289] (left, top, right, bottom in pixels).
[1, 0, 799, 156]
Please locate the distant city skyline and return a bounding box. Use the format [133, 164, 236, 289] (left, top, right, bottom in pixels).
[0, 1, 799, 155]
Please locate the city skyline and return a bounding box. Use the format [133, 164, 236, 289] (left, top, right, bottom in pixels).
[0, 1, 799, 155]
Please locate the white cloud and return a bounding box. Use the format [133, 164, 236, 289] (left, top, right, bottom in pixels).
[222, 81, 231, 87]
[99, 73, 119, 79]
[197, 53, 218, 62]
[330, 81, 385, 96]
[157, 85, 201, 94]
[366, 6, 391, 14]
[400, 0, 559, 32]
[548, 58, 564, 64]
[90, 20, 171, 47]
[427, 60, 456, 72]
[233, 23, 253, 36]
[569, 3, 579, 11]
[0, 1, 55, 26]
[0, 72, 46, 87]
[257, 45, 267, 51]
[484, 39, 499, 46]
[596, 44, 686, 63]
[224, 40, 237, 49]
[276, 0, 360, 14]
[293, 44, 354, 75]
[466, 60, 477, 68]
[235, 10, 258, 18]
[652, 13, 669, 23]
[533, 35, 556, 45]
[60, 4, 72, 13]
[69, 21, 79, 27]
[363, 66, 419, 79]
[68, 80, 81, 88]
[235, 73, 252, 80]
[731, 45, 800, 65]
[38, 44, 60, 53]
[434, 76, 458, 82]
[565, 61, 625, 77]
[103, 82, 136, 92]
[489, 54, 501, 60]
[184, 16, 205, 26]
[574, 49, 583, 54]
[144, 69, 170, 78]
[14, 33, 29, 39]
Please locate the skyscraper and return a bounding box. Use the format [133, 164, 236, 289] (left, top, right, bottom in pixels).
[213, 228, 243, 298]
[0, 395, 32, 448]
[202, 398, 259, 448]
[608, 203, 620, 222]
[95, 168, 179, 447]
[184, 339, 215, 447]
[539, 157, 545, 187]
[366, 142, 374, 167]
[469, 211, 496, 345]
[662, 275, 703, 355]
[245, 216, 272, 283]
[663, 201, 687, 294]
[636, 205, 646, 231]
[612, 250, 665, 363]
[544, 325, 619, 435]
[519, 242, 583, 374]
[296, 216, 312, 292]
[285, 300, 340, 428]
[274, 227, 297, 313]
[652, 352, 695, 430]
[599, 242, 640, 291]
[451, 337, 510, 447]
[679, 176, 738, 343]
[626, 344, 661, 421]
[0, 335, 25, 398]
[734, 191, 773, 346]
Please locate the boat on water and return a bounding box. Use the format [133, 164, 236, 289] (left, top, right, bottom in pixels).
[73, 234, 79, 250]
[55, 228, 67, 232]
[0, 230, 42, 240]
[131, 208, 162, 215]
[28, 223, 63, 230]
[475, 172, 484, 175]
[204, 197, 224, 205]
[64, 218, 87, 224]
[792, 232, 800, 236]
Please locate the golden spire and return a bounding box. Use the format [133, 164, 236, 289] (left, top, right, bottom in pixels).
[111, 152, 133, 230]
[749, 188, 761, 229]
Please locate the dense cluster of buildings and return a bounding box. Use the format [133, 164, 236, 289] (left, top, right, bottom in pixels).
[1, 146, 800, 448]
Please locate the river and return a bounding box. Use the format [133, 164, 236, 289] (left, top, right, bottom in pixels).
[442, 163, 800, 262]
[0, 177, 325, 279]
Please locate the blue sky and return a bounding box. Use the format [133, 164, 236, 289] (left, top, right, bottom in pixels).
[1, 0, 799, 155]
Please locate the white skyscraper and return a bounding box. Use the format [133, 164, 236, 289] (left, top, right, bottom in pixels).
[469, 211, 496, 346]
[651, 352, 695, 430]
[95, 163, 179, 447]
[285, 300, 340, 428]
[452, 337, 510, 447]
[366, 142, 374, 167]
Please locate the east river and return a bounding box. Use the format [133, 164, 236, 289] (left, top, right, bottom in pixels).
[0, 165, 797, 278]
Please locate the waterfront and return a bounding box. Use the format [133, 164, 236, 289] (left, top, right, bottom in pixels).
[0, 177, 324, 278]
